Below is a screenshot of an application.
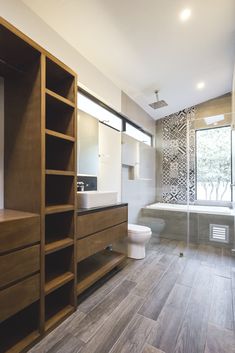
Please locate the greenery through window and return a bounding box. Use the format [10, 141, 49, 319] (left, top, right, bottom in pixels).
[196, 126, 231, 202]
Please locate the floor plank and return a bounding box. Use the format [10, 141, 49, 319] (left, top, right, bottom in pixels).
[75, 279, 136, 343]
[173, 266, 214, 353]
[209, 275, 234, 330]
[138, 257, 185, 320]
[148, 284, 191, 353]
[109, 314, 155, 353]
[204, 323, 235, 353]
[142, 345, 165, 353]
[80, 295, 143, 353]
[177, 259, 200, 287]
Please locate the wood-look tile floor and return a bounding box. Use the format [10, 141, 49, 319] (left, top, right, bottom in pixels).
[30, 239, 235, 353]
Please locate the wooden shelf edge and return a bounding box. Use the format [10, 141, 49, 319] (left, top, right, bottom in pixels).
[77, 251, 126, 295]
[45, 238, 74, 255]
[5, 330, 40, 353]
[45, 204, 75, 215]
[46, 169, 75, 177]
[45, 272, 74, 295]
[45, 305, 74, 332]
[46, 88, 75, 108]
[45, 129, 75, 142]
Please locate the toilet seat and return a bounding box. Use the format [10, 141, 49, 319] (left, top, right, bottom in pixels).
[128, 223, 152, 234]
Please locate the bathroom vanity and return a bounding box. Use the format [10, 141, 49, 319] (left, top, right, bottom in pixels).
[76, 203, 128, 295]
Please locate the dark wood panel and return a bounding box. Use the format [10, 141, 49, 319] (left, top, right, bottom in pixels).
[0, 244, 40, 288]
[77, 222, 127, 262]
[77, 206, 128, 239]
[0, 274, 40, 322]
[4, 59, 42, 214]
[0, 212, 40, 254]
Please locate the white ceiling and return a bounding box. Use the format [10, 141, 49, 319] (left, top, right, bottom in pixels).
[22, 0, 235, 119]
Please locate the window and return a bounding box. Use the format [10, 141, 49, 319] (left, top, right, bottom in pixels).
[78, 90, 153, 146]
[196, 126, 231, 203]
[125, 123, 152, 146]
[78, 93, 122, 131]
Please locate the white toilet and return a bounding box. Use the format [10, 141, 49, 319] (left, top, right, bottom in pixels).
[127, 224, 152, 259]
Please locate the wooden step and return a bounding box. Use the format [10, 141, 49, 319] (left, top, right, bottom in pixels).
[45, 204, 74, 215]
[45, 129, 75, 142]
[45, 238, 74, 255]
[45, 272, 74, 295]
[46, 88, 75, 108]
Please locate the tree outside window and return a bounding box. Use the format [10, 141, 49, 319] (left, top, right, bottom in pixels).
[196, 126, 231, 202]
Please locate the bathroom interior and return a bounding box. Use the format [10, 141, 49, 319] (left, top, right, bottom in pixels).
[0, 1, 235, 353]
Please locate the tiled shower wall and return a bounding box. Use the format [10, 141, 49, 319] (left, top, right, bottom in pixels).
[156, 107, 196, 204]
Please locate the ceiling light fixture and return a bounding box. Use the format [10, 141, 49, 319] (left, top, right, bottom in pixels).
[196, 81, 205, 90]
[180, 8, 191, 22]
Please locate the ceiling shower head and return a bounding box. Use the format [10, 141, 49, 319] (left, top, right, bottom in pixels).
[149, 90, 168, 109]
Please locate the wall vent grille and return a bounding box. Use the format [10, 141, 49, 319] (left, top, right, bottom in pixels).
[209, 224, 229, 243]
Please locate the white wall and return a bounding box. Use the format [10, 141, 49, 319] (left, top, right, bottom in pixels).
[0, 78, 3, 209]
[0, 0, 121, 111]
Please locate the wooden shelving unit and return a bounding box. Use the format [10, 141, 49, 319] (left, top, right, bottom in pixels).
[0, 18, 77, 352]
[43, 55, 77, 333]
[77, 250, 126, 295]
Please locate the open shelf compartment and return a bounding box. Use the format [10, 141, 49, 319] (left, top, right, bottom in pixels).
[46, 134, 75, 171]
[77, 250, 126, 295]
[45, 212, 74, 254]
[46, 57, 75, 102]
[45, 247, 74, 295]
[0, 301, 40, 353]
[45, 174, 75, 209]
[45, 282, 74, 332]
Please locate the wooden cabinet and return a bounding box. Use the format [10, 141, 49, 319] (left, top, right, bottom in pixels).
[76, 204, 127, 295]
[0, 245, 40, 288]
[0, 17, 77, 352]
[0, 274, 40, 322]
[0, 210, 40, 254]
[77, 222, 127, 261]
[77, 205, 128, 239]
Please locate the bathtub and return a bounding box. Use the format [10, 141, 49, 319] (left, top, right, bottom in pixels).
[142, 202, 234, 245]
[145, 202, 235, 216]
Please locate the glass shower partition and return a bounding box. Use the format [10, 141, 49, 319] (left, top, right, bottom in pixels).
[187, 110, 234, 256]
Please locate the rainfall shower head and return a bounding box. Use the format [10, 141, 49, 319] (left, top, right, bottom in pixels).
[149, 90, 168, 109]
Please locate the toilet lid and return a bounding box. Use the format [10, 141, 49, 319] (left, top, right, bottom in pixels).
[128, 223, 151, 233]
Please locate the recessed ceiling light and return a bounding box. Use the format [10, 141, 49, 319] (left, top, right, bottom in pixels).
[180, 8, 191, 22]
[196, 81, 205, 90]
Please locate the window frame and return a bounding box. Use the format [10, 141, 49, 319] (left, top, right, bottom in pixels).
[78, 87, 153, 146]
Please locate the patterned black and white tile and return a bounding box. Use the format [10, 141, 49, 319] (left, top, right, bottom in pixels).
[161, 107, 195, 204]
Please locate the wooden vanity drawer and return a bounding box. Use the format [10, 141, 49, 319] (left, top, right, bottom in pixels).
[77, 206, 128, 239]
[0, 273, 40, 322]
[77, 221, 127, 262]
[0, 245, 40, 289]
[0, 213, 40, 254]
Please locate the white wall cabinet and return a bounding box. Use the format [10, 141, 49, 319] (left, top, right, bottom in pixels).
[121, 133, 139, 167]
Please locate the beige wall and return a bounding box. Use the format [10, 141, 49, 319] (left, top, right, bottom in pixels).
[121, 92, 155, 136]
[194, 92, 232, 129]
